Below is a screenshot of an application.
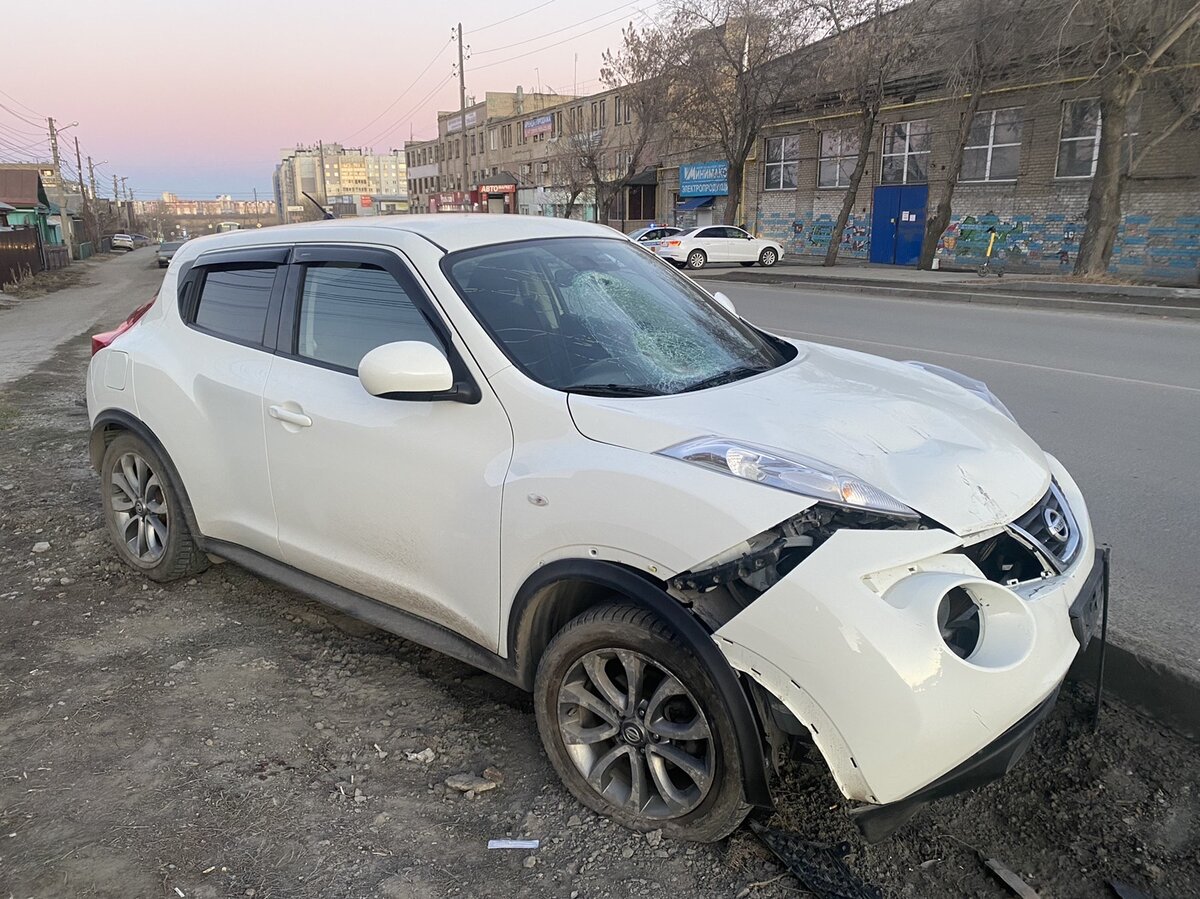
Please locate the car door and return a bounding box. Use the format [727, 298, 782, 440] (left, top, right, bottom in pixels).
[723, 227, 756, 262]
[694, 226, 728, 262]
[261, 243, 513, 651]
[155, 247, 289, 556]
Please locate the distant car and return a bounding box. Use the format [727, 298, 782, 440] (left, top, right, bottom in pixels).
[132, 234, 152, 248]
[652, 226, 783, 270]
[155, 240, 186, 268]
[110, 234, 135, 251]
[628, 225, 682, 243]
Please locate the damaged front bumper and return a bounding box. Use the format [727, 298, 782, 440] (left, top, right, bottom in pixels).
[711, 463, 1098, 840]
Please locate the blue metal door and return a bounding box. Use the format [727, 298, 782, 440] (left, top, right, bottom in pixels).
[870, 184, 929, 265]
[869, 186, 900, 264]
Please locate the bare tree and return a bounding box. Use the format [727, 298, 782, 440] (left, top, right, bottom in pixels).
[1065, 0, 1200, 276]
[810, 0, 921, 265]
[665, 0, 822, 224]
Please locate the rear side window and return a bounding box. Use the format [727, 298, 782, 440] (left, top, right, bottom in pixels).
[296, 262, 442, 371]
[193, 266, 276, 345]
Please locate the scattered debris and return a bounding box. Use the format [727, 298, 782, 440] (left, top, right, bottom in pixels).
[984, 857, 1041, 898]
[482, 765, 504, 784]
[488, 839, 540, 850]
[31, 542, 50, 553]
[645, 829, 663, 847]
[523, 855, 538, 868]
[445, 773, 498, 794]
[751, 823, 882, 899]
[404, 747, 435, 764]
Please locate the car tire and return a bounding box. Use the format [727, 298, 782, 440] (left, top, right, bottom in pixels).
[534, 602, 751, 842]
[100, 432, 208, 583]
[758, 248, 778, 267]
[686, 250, 707, 270]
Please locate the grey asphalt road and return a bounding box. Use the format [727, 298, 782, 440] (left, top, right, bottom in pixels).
[0, 250, 161, 388]
[702, 277, 1200, 679]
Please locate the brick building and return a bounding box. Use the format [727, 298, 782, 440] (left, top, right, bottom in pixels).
[742, 1, 1200, 280]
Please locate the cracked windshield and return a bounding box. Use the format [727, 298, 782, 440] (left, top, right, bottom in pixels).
[447, 238, 789, 395]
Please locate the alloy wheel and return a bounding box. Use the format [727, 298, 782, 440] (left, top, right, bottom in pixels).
[760, 249, 777, 267]
[109, 451, 169, 562]
[557, 648, 715, 819]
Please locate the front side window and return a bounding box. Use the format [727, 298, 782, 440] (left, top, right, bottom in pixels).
[1056, 98, 1140, 178]
[880, 120, 931, 184]
[818, 129, 860, 188]
[193, 265, 276, 345]
[763, 135, 800, 190]
[962, 108, 1023, 182]
[296, 262, 442, 372]
[444, 238, 789, 395]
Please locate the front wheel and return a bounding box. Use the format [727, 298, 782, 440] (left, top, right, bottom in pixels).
[758, 248, 778, 267]
[534, 603, 750, 842]
[686, 250, 707, 270]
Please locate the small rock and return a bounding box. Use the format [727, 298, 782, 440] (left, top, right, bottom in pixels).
[567, 814, 582, 827]
[405, 747, 435, 764]
[523, 856, 538, 869]
[59, 577, 74, 586]
[170, 660, 188, 671]
[32, 542, 50, 554]
[354, 788, 367, 803]
[444, 773, 497, 794]
[645, 829, 663, 848]
[621, 846, 635, 858]
[483, 766, 504, 784]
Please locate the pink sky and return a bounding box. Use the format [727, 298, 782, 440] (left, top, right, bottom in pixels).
[1, 0, 662, 200]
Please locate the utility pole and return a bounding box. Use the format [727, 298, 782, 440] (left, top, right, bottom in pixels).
[317, 140, 328, 207]
[254, 187, 260, 228]
[47, 118, 76, 254]
[122, 179, 134, 232]
[73, 136, 93, 249]
[87, 157, 98, 200]
[456, 22, 469, 207]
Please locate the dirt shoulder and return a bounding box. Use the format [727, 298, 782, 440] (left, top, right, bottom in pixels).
[0, 335, 1196, 899]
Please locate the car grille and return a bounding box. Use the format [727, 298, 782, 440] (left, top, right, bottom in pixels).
[1008, 481, 1081, 573]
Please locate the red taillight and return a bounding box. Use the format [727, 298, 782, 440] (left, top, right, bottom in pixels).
[665, 240, 681, 247]
[91, 296, 157, 356]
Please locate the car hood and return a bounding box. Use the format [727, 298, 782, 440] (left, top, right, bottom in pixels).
[567, 340, 1050, 536]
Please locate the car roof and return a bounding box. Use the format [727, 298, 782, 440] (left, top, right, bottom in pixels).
[174, 215, 622, 260]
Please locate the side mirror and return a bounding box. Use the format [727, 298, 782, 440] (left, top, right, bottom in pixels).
[359, 341, 454, 397]
[712, 291, 737, 316]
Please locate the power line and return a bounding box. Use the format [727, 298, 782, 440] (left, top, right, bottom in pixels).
[345, 38, 454, 142]
[0, 88, 44, 118]
[471, 0, 560, 33]
[0, 100, 45, 129]
[364, 73, 455, 147]
[472, 0, 650, 56]
[473, 2, 662, 71]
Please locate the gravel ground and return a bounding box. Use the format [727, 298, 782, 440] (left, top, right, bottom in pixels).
[1, 334, 1197, 899]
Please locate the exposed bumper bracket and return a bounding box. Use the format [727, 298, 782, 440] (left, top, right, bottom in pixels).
[847, 686, 1062, 842]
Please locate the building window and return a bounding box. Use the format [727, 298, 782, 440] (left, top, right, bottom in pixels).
[764, 135, 800, 190]
[880, 120, 931, 184]
[614, 96, 622, 124]
[961, 107, 1022, 182]
[627, 184, 656, 220]
[489, 129, 497, 151]
[521, 163, 532, 176]
[1056, 98, 1140, 178]
[818, 129, 859, 188]
[624, 100, 632, 125]
[591, 102, 598, 129]
[600, 99, 607, 128]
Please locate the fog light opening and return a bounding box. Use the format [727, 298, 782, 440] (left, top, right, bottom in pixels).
[937, 587, 981, 660]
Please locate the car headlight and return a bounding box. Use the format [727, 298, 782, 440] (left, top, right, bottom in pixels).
[905, 361, 1016, 422]
[658, 437, 919, 518]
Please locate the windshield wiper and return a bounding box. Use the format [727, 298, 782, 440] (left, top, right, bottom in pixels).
[563, 382, 661, 397]
[683, 365, 771, 393]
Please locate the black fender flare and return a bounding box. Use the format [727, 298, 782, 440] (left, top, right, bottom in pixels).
[508, 558, 771, 808]
[89, 409, 206, 543]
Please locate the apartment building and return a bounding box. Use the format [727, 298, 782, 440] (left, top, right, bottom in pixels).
[274, 144, 408, 223]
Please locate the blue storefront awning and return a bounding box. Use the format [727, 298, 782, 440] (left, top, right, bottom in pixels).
[676, 196, 714, 211]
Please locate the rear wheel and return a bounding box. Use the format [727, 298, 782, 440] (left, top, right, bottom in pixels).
[758, 248, 778, 267]
[100, 432, 208, 582]
[686, 250, 707, 270]
[534, 603, 750, 842]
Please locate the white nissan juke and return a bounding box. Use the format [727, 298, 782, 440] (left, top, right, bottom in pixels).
[87, 216, 1104, 842]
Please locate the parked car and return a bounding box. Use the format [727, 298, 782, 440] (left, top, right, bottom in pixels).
[652, 226, 783, 269]
[155, 240, 186, 268]
[110, 233, 135, 251]
[628, 225, 682, 243]
[87, 216, 1102, 843]
[132, 234, 152, 248]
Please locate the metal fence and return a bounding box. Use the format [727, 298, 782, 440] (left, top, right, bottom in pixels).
[0, 228, 41, 286]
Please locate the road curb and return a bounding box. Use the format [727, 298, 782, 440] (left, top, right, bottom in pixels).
[700, 273, 1200, 319]
[1067, 640, 1200, 741]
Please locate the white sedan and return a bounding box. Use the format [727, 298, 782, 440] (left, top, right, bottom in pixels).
[652, 225, 783, 269]
[87, 215, 1100, 843]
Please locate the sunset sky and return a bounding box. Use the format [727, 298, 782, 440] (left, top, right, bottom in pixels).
[1, 0, 663, 201]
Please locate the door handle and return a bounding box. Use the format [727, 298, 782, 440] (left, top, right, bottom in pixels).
[269, 405, 312, 428]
